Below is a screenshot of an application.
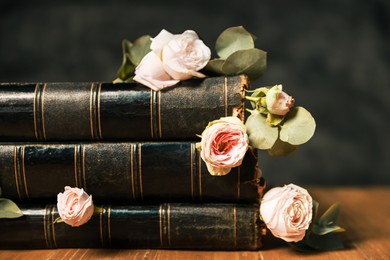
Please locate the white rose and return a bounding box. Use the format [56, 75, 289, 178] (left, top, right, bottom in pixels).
[265, 85, 295, 115]
[134, 29, 211, 91]
[260, 184, 313, 242]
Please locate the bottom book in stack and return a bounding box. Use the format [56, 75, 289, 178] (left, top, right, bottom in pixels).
[0, 203, 264, 250]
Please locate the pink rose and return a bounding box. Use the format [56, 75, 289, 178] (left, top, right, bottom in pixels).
[265, 85, 295, 115]
[197, 116, 249, 176]
[134, 29, 211, 91]
[260, 184, 313, 242]
[57, 186, 94, 227]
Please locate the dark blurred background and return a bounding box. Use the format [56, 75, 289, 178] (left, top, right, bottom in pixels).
[1, 0, 389, 185]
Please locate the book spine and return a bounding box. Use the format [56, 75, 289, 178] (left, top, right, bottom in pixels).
[0, 203, 262, 250]
[0, 76, 247, 141]
[0, 142, 261, 203]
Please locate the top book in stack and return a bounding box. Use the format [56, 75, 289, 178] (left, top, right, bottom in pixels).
[0, 75, 247, 142]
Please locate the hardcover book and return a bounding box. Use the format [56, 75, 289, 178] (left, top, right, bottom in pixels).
[0, 203, 263, 250]
[0, 142, 262, 203]
[0, 75, 247, 141]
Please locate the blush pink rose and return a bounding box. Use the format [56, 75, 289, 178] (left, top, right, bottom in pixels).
[265, 85, 295, 115]
[260, 184, 313, 242]
[57, 186, 94, 227]
[134, 29, 211, 91]
[197, 116, 249, 176]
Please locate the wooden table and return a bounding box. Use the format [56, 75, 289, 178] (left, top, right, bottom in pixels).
[1, 187, 389, 259]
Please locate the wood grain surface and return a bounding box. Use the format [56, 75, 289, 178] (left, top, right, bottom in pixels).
[1, 187, 389, 259]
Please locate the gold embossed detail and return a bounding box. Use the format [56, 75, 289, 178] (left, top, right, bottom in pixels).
[21, 146, 29, 199]
[99, 207, 104, 247]
[13, 146, 22, 200]
[41, 83, 47, 140]
[167, 203, 171, 246]
[108, 206, 112, 247]
[73, 146, 78, 187]
[130, 144, 135, 201]
[51, 206, 57, 248]
[138, 144, 143, 200]
[198, 152, 202, 201]
[33, 84, 39, 140]
[97, 83, 103, 139]
[43, 205, 50, 248]
[89, 83, 95, 139]
[82, 145, 87, 191]
[159, 204, 163, 247]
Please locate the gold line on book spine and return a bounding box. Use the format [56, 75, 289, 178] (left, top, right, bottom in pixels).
[13, 146, 22, 200]
[233, 206, 237, 248]
[33, 83, 45, 141]
[99, 205, 104, 247]
[130, 144, 135, 201]
[43, 205, 50, 249]
[73, 146, 78, 187]
[167, 203, 171, 247]
[150, 90, 160, 139]
[97, 83, 103, 140]
[107, 206, 112, 248]
[89, 83, 100, 140]
[159, 204, 163, 247]
[21, 146, 29, 199]
[81, 145, 87, 191]
[224, 77, 228, 117]
[41, 83, 47, 140]
[51, 205, 58, 248]
[138, 144, 143, 200]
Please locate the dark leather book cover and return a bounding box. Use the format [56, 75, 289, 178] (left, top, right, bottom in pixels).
[0, 203, 263, 250]
[0, 75, 247, 141]
[0, 142, 262, 203]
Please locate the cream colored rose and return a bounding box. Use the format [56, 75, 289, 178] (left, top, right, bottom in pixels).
[197, 116, 249, 176]
[266, 85, 295, 115]
[134, 29, 211, 91]
[57, 186, 94, 227]
[260, 184, 313, 242]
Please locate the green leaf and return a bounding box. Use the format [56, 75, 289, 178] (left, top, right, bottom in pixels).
[279, 106, 316, 145]
[266, 113, 284, 126]
[245, 110, 278, 149]
[318, 203, 342, 227]
[0, 198, 23, 218]
[203, 58, 225, 75]
[129, 35, 152, 66]
[222, 48, 267, 81]
[268, 138, 298, 156]
[116, 39, 136, 81]
[312, 224, 346, 236]
[215, 26, 255, 59]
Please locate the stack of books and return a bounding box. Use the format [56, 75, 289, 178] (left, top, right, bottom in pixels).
[0, 75, 265, 250]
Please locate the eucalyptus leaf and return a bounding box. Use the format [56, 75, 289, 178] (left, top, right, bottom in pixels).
[245, 111, 278, 149]
[129, 35, 152, 66]
[318, 203, 342, 227]
[268, 138, 298, 156]
[266, 113, 284, 126]
[215, 26, 255, 59]
[280, 106, 316, 145]
[222, 48, 267, 81]
[0, 198, 23, 218]
[312, 224, 346, 236]
[203, 58, 225, 75]
[116, 39, 136, 81]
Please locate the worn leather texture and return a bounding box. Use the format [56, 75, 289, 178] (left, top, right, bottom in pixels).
[0, 142, 261, 203]
[0, 203, 262, 250]
[0, 76, 247, 141]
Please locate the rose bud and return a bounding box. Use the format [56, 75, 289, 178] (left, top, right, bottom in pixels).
[265, 85, 295, 115]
